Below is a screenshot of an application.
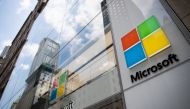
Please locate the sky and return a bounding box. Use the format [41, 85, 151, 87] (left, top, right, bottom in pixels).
[0, 0, 105, 108]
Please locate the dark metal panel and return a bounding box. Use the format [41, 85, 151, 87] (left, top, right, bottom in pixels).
[160, 0, 190, 44]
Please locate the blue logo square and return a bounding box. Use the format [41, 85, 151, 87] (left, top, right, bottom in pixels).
[124, 42, 146, 68]
[50, 88, 57, 101]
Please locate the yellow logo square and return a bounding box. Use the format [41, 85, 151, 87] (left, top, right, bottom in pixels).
[142, 28, 170, 57]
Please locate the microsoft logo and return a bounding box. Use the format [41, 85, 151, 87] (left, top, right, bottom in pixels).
[121, 16, 170, 68]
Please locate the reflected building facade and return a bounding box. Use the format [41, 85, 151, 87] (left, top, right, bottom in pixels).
[16, 38, 60, 109]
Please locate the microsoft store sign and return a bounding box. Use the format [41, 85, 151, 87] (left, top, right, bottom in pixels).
[120, 16, 180, 83]
[50, 70, 68, 103]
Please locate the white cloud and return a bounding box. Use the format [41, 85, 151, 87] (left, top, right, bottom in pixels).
[87, 16, 104, 41]
[74, 0, 101, 27]
[20, 63, 29, 70]
[43, 0, 103, 42]
[44, 0, 66, 31]
[2, 40, 12, 46]
[44, 0, 77, 42]
[17, 0, 32, 14]
[21, 42, 39, 58]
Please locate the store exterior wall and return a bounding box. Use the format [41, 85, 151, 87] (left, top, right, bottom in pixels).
[107, 0, 190, 109]
[49, 67, 121, 109]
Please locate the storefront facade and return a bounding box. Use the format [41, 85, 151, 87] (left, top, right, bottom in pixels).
[48, 0, 190, 109]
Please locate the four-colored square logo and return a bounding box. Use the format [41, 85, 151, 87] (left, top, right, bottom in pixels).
[50, 71, 68, 102]
[121, 16, 170, 68]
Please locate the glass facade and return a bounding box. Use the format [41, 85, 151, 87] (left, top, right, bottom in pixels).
[48, 1, 122, 108]
[50, 11, 117, 100]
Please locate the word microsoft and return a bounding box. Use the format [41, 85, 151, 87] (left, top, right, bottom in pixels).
[130, 54, 179, 83]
